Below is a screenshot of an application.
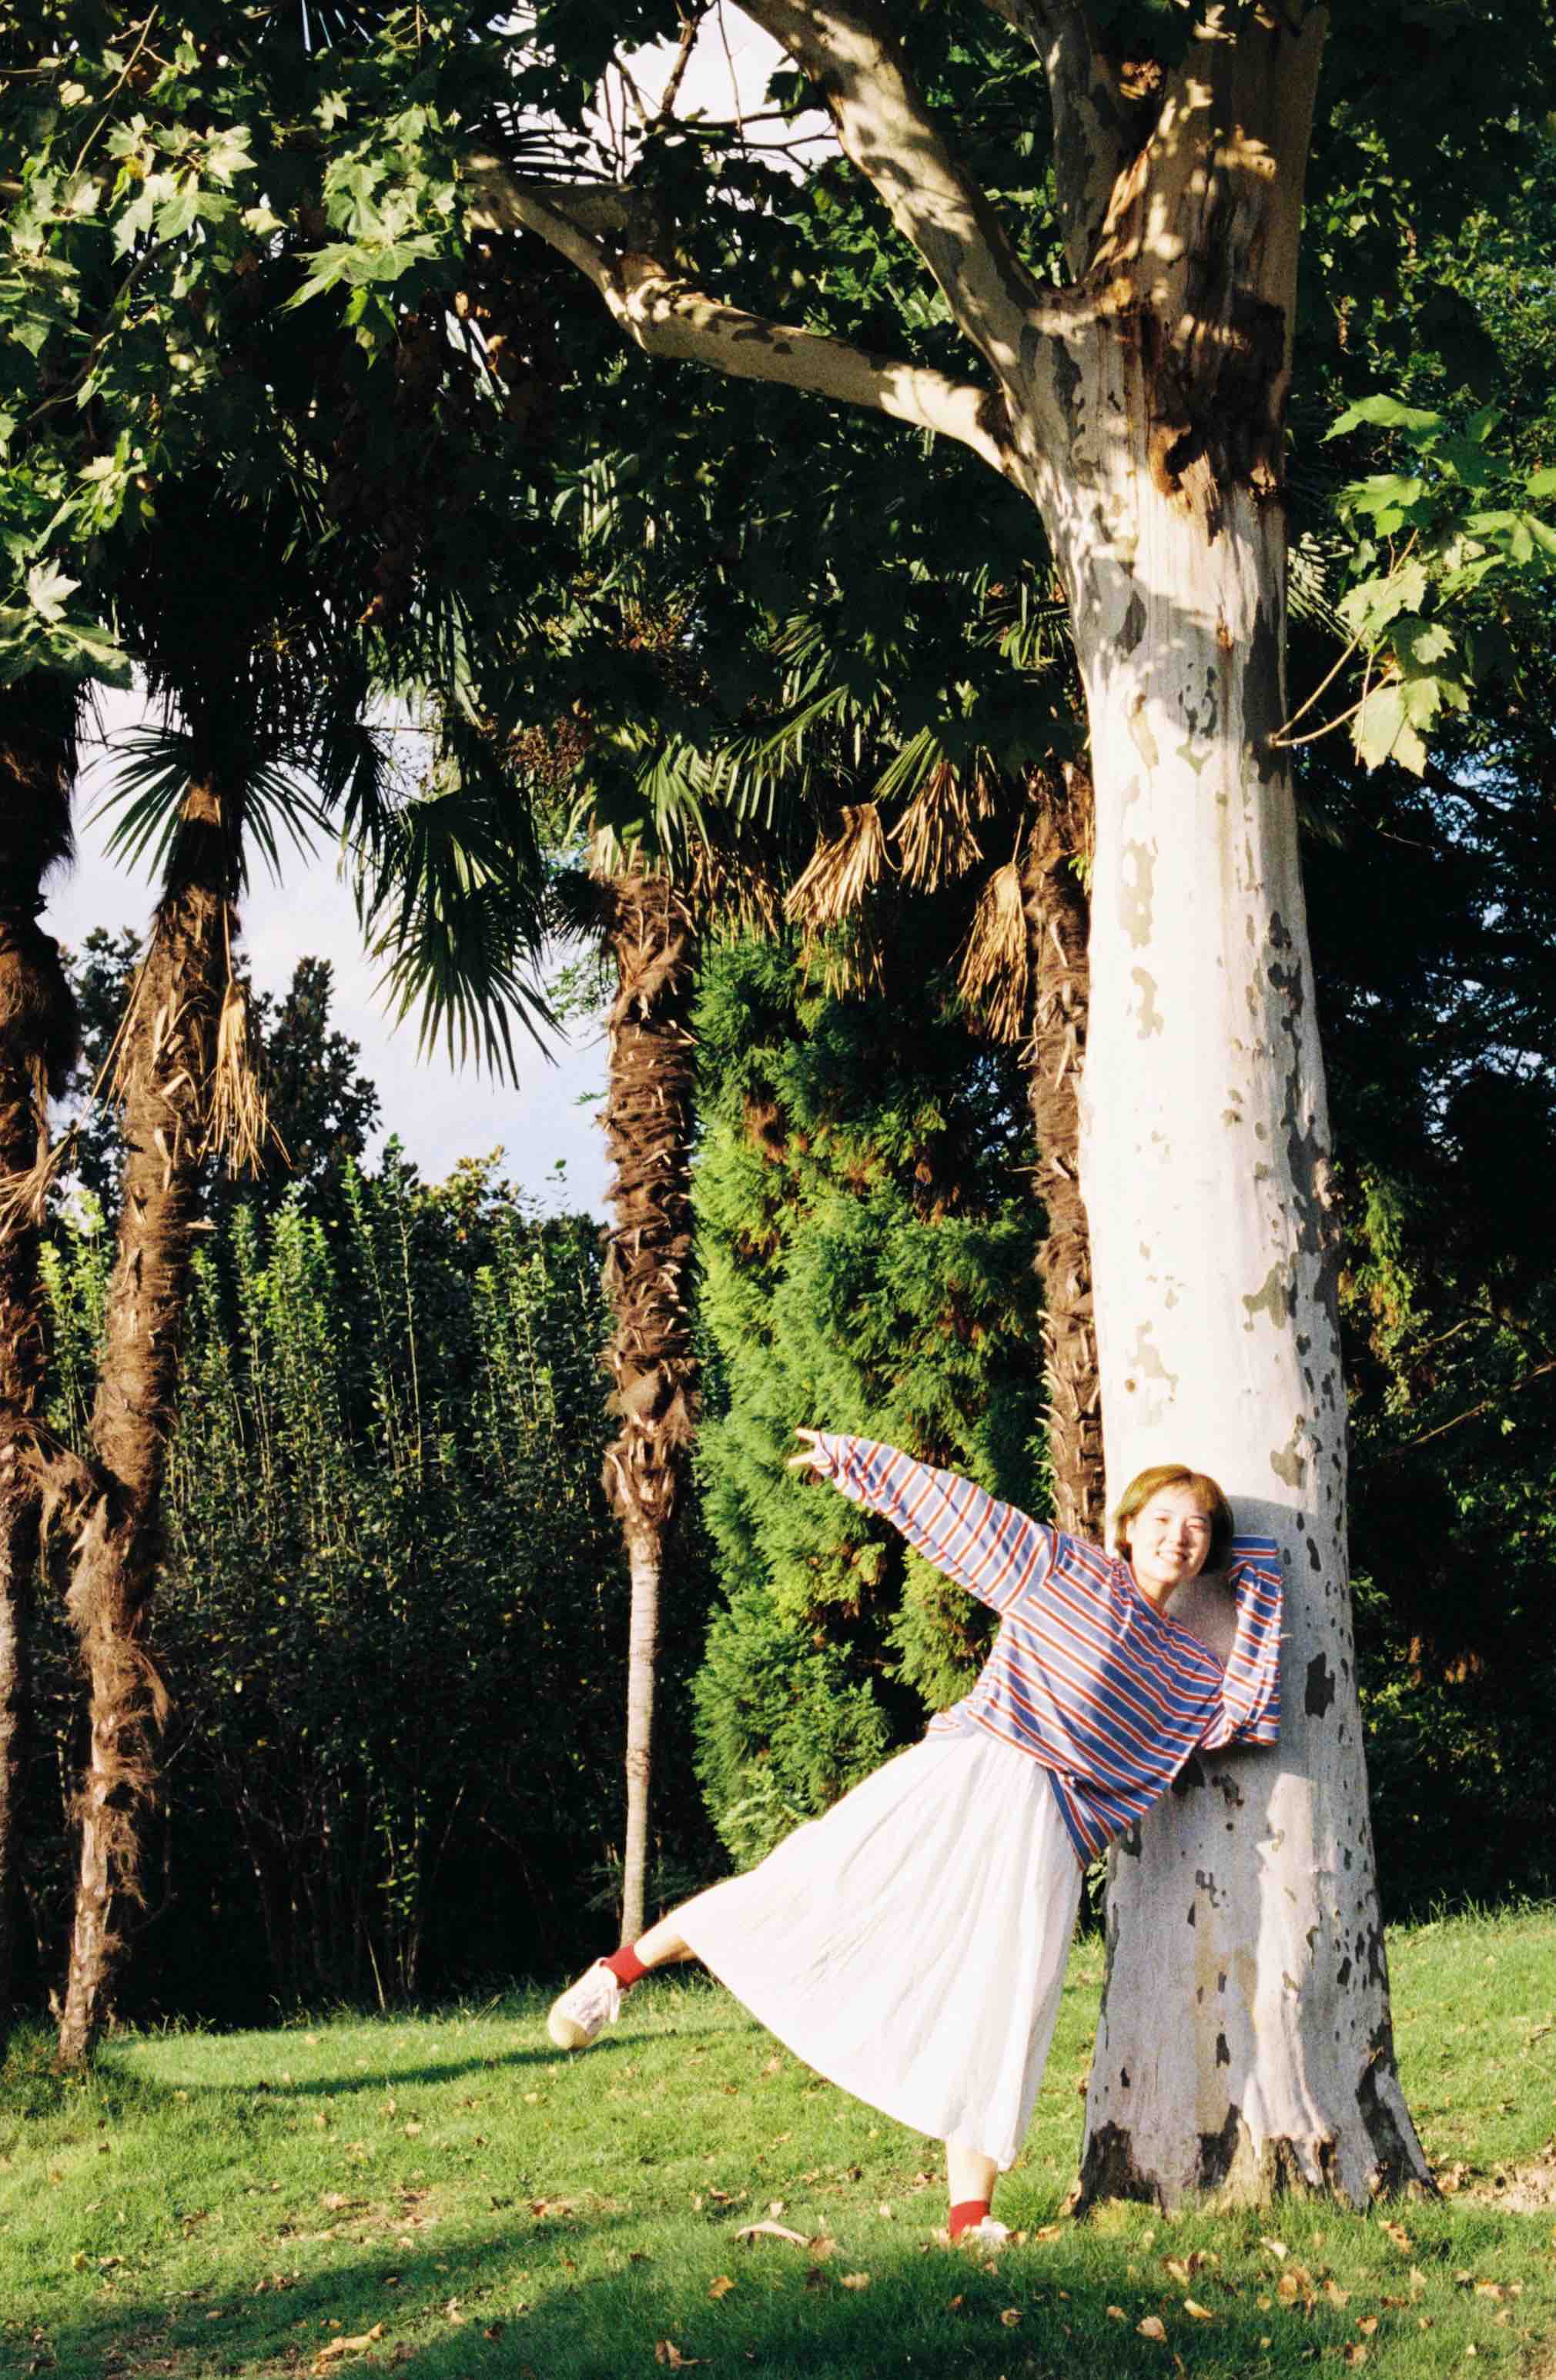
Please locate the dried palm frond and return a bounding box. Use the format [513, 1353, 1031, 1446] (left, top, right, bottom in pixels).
[0, 1055, 72, 1238]
[785, 804, 888, 929]
[957, 861, 1029, 1042]
[798, 919, 886, 1001]
[687, 839, 785, 941]
[891, 759, 996, 891]
[206, 977, 283, 1179]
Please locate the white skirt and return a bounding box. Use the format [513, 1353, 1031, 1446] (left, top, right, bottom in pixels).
[677, 1730, 1082, 2170]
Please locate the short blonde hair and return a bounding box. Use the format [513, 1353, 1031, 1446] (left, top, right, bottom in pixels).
[1113, 1464, 1233, 1571]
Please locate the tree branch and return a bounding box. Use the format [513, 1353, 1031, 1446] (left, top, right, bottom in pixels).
[734, 0, 1047, 398]
[979, 0, 1136, 275]
[463, 159, 1019, 481]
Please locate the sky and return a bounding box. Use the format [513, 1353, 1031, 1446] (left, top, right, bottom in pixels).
[44, 12, 826, 1221]
[45, 691, 614, 1217]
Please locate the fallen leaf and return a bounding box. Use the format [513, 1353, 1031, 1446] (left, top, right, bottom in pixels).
[735, 2221, 810, 2248]
[403, 2122, 422, 2138]
[1106, 2305, 1126, 2321]
[1381, 2220, 1412, 2252]
[809, 2234, 838, 2261]
[763, 2056, 783, 2074]
[1410, 2268, 1430, 2298]
[839, 2273, 871, 2291]
[1325, 2279, 1352, 2308]
[1166, 2258, 1193, 2285]
[1137, 2314, 1167, 2341]
[997, 2306, 1022, 2327]
[708, 2277, 734, 2301]
[1033, 2222, 1063, 2240]
[1357, 2315, 1379, 2335]
[1472, 2281, 1506, 2300]
[313, 2325, 384, 2367]
[1260, 2237, 1290, 2261]
[878, 2203, 894, 2220]
[1183, 2299, 1214, 2322]
[1341, 2346, 1368, 2368]
[654, 2344, 699, 2370]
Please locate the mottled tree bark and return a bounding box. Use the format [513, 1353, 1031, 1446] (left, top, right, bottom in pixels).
[598, 871, 698, 1950]
[1022, 764, 1104, 1545]
[56, 783, 236, 2066]
[0, 688, 79, 2049]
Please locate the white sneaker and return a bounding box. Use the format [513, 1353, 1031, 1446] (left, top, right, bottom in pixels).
[547, 1959, 624, 2049]
[956, 2217, 1012, 2247]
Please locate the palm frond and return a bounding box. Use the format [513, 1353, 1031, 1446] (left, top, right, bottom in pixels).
[785, 803, 888, 930]
[956, 861, 1029, 1042]
[888, 749, 997, 890]
[92, 727, 323, 888]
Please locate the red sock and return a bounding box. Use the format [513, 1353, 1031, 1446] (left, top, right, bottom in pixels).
[604, 1944, 648, 1988]
[948, 2198, 991, 2241]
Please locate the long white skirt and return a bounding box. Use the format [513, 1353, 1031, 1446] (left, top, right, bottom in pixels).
[676, 1730, 1082, 2170]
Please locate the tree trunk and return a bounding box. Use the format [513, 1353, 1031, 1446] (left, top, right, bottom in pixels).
[1022, 126, 1426, 2204]
[0, 689, 79, 2048]
[996, 18, 1430, 2207]
[56, 782, 236, 2065]
[597, 870, 698, 1949]
[1021, 764, 1104, 1545]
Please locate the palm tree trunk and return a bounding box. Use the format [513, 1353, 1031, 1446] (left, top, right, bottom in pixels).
[0, 687, 79, 2048]
[55, 781, 237, 2065]
[1021, 764, 1105, 1544]
[598, 870, 698, 1949]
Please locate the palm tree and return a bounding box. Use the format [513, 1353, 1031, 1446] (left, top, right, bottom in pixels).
[594, 861, 699, 1947]
[0, 677, 80, 2050]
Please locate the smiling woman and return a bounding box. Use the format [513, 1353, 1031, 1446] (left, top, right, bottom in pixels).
[544, 1429, 1283, 2248]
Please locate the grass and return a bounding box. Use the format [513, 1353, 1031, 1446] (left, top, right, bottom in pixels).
[3, 1904, 1554, 2380]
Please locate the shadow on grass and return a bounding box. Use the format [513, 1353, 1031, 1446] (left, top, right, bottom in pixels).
[13, 2210, 1433, 2380]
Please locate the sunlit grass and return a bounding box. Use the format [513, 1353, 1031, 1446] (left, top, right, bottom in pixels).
[3, 1908, 1554, 2378]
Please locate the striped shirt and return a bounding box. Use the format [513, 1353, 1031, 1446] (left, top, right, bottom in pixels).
[812, 1436, 1283, 1866]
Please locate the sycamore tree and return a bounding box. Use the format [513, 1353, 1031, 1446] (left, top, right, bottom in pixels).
[435, 0, 1556, 2204]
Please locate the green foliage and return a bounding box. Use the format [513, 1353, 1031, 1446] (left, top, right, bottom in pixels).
[1317, 400, 1555, 774]
[688, 932, 1044, 1864]
[27, 1145, 681, 2015]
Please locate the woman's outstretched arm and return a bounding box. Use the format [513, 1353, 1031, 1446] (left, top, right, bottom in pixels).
[788, 1429, 1051, 1616]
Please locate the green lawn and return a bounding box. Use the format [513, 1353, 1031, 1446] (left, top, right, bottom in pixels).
[4, 1905, 1554, 2379]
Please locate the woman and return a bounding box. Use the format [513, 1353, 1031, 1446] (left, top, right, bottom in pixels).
[547, 1430, 1283, 2244]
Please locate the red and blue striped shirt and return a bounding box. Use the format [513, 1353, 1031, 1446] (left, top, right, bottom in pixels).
[812, 1436, 1283, 1866]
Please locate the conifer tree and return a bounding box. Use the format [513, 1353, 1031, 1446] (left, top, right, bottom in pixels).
[689, 924, 1043, 1866]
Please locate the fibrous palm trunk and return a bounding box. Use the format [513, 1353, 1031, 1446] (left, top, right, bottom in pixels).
[1021, 764, 1104, 1546]
[55, 781, 239, 2065]
[0, 686, 79, 2049]
[598, 870, 698, 1950]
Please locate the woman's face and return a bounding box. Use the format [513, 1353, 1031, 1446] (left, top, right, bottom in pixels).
[1128, 1484, 1213, 1604]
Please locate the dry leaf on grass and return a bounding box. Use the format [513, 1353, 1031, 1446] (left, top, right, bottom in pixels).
[999, 2307, 1022, 2327]
[708, 2276, 734, 2301]
[839, 2272, 871, 2290]
[1260, 2236, 1290, 2260]
[1183, 2298, 1215, 2322]
[1137, 2315, 1167, 2341]
[735, 2221, 810, 2248]
[654, 2343, 700, 2369]
[313, 2324, 384, 2368]
[1106, 2305, 1126, 2321]
[1342, 2346, 1368, 2368]
[1380, 2219, 1412, 2251]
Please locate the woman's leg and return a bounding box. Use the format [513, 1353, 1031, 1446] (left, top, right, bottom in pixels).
[631, 1913, 695, 1967]
[945, 2142, 1001, 2239]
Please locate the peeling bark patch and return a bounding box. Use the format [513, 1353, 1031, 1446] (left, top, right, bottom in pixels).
[1270, 1422, 1307, 1489]
[1119, 590, 1147, 654]
[1076, 2121, 1166, 2214]
[1130, 967, 1164, 1038]
[1127, 697, 1159, 770]
[1119, 840, 1156, 949]
[1216, 2031, 1230, 2067]
[1305, 1652, 1337, 1718]
[1243, 1262, 1294, 1329]
[1336, 1957, 1352, 1989]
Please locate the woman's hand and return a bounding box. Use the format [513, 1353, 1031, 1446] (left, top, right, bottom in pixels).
[786, 1426, 829, 1472]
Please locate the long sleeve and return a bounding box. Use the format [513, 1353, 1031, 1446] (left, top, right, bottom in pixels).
[1199, 1535, 1283, 1750]
[808, 1434, 1052, 1616]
